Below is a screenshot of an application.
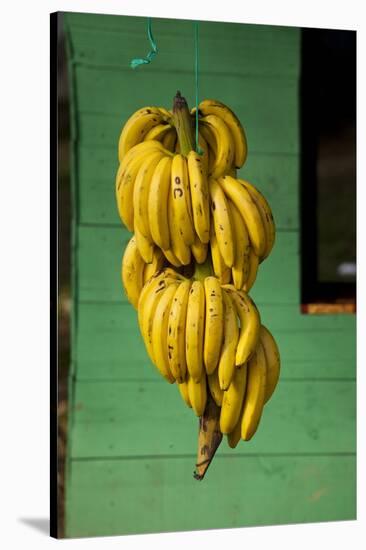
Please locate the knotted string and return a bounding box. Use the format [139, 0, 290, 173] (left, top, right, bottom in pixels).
[130, 18, 202, 154]
[130, 18, 158, 69]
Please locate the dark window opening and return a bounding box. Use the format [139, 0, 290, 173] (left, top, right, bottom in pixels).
[300, 28, 356, 312]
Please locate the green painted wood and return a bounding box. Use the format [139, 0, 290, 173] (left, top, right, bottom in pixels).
[74, 70, 299, 155]
[65, 13, 299, 47]
[74, 303, 355, 381]
[75, 226, 299, 304]
[65, 455, 356, 538]
[63, 12, 356, 539]
[66, 21, 300, 77]
[69, 379, 355, 458]
[78, 146, 299, 229]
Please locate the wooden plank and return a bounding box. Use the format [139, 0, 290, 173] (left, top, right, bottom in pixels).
[76, 225, 130, 303]
[65, 454, 356, 538]
[77, 146, 299, 230]
[74, 303, 355, 381]
[74, 67, 299, 155]
[64, 13, 299, 45]
[66, 23, 300, 77]
[69, 379, 355, 458]
[75, 226, 299, 304]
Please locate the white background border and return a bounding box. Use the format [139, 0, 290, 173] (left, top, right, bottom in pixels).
[0, 0, 364, 548]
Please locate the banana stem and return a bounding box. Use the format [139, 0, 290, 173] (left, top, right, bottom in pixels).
[193, 393, 222, 481]
[173, 91, 196, 156]
[193, 256, 213, 281]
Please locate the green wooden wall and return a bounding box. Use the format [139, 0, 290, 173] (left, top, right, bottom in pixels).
[63, 12, 356, 538]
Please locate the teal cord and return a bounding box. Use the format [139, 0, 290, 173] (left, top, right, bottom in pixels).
[130, 18, 203, 155]
[195, 21, 203, 154]
[130, 18, 158, 69]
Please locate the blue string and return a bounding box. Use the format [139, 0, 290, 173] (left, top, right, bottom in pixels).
[130, 18, 158, 69]
[195, 22, 203, 154]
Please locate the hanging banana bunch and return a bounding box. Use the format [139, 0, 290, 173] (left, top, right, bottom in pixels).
[116, 91, 281, 480]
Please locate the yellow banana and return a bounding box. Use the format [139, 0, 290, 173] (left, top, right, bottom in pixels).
[198, 123, 217, 175]
[229, 200, 250, 289]
[167, 188, 191, 265]
[207, 146, 215, 176]
[162, 247, 182, 268]
[178, 380, 192, 409]
[162, 267, 187, 281]
[135, 224, 154, 263]
[162, 128, 177, 151]
[198, 99, 248, 168]
[119, 139, 163, 169]
[200, 115, 234, 178]
[191, 233, 208, 264]
[129, 106, 163, 121]
[187, 150, 210, 244]
[242, 248, 259, 293]
[223, 285, 261, 366]
[207, 368, 223, 406]
[203, 276, 224, 374]
[226, 401, 244, 449]
[239, 179, 276, 261]
[197, 132, 209, 173]
[220, 363, 247, 434]
[138, 275, 176, 363]
[118, 107, 164, 160]
[151, 283, 179, 383]
[137, 270, 182, 330]
[143, 248, 165, 284]
[157, 106, 173, 120]
[186, 281, 205, 382]
[260, 325, 281, 404]
[218, 291, 239, 390]
[171, 154, 195, 245]
[187, 373, 207, 417]
[115, 161, 135, 231]
[167, 280, 192, 382]
[121, 236, 145, 309]
[241, 341, 267, 440]
[115, 142, 163, 231]
[144, 123, 172, 142]
[218, 175, 266, 258]
[209, 178, 235, 268]
[148, 156, 172, 250]
[133, 150, 165, 241]
[210, 224, 231, 284]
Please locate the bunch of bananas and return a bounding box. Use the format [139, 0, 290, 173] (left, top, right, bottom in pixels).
[116, 92, 281, 475]
[135, 268, 280, 446]
[116, 139, 210, 266]
[116, 98, 274, 291]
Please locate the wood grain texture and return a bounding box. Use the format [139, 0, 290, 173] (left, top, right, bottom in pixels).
[65, 455, 356, 538]
[69, 379, 355, 458]
[66, 20, 300, 77]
